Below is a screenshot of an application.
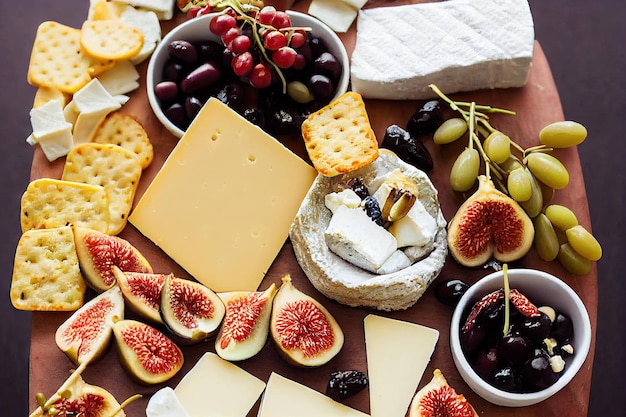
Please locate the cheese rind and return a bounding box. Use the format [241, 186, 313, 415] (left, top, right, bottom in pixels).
[258, 373, 369, 417]
[129, 98, 317, 292]
[364, 315, 439, 417]
[350, 0, 535, 99]
[174, 352, 265, 417]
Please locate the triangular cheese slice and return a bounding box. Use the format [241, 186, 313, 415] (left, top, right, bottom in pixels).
[258, 373, 369, 417]
[364, 314, 439, 417]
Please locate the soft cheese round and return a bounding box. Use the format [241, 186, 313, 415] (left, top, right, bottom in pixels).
[289, 150, 447, 311]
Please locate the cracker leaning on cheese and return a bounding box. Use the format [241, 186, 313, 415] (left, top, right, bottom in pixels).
[62, 143, 142, 235]
[20, 178, 111, 234]
[289, 150, 447, 311]
[301, 91, 378, 177]
[10, 226, 86, 311]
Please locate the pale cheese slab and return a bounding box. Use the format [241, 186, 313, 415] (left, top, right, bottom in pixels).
[174, 352, 265, 417]
[364, 314, 439, 417]
[258, 372, 369, 417]
[129, 98, 317, 292]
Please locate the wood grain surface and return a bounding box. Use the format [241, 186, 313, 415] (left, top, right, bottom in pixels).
[28, 2, 597, 416]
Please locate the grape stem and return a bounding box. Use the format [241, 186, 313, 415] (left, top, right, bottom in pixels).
[502, 263, 511, 337]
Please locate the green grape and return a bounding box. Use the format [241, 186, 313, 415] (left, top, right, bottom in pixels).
[433, 118, 468, 144]
[525, 152, 569, 189]
[450, 147, 480, 192]
[483, 131, 511, 163]
[539, 121, 587, 148]
[539, 182, 554, 206]
[558, 242, 592, 275]
[507, 167, 532, 202]
[565, 225, 602, 261]
[544, 204, 578, 230]
[519, 168, 543, 218]
[499, 155, 524, 173]
[533, 213, 559, 261]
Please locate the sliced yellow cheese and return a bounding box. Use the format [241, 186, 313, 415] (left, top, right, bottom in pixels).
[364, 314, 439, 417]
[174, 352, 265, 417]
[258, 372, 369, 417]
[129, 98, 317, 292]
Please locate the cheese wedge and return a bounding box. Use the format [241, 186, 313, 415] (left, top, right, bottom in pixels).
[364, 315, 439, 417]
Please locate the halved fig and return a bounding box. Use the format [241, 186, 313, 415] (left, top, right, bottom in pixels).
[113, 266, 168, 324]
[270, 274, 344, 367]
[30, 372, 128, 417]
[55, 285, 124, 366]
[447, 175, 534, 267]
[408, 369, 478, 417]
[73, 226, 153, 292]
[215, 283, 277, 361]
[113, 319, 184, 385]
[160, 275, 226, 343]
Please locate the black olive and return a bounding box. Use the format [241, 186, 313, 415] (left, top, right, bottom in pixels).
[326, 370, 368, 401]
[362, 196, 384, 226]
[347, 177, 369, 200]
[382, 124, 433, 172]
[406, 99, 443, 137]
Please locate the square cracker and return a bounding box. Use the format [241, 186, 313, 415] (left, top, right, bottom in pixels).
[10, 226, 86, 311]
[91, 112, 154, 169]
[27, 21, 111, 94]
[301, 91, 379, 177]
[21, 178, 111, 234]
[63, 143, 142, 235]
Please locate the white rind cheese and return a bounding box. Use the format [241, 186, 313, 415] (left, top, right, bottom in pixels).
[389, 199, 437, 248]
[350, 0, 535, 100]
[324, 205, 397, 272]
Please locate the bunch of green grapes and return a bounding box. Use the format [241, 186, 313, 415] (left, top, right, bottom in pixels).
[428, 84, 601, 275]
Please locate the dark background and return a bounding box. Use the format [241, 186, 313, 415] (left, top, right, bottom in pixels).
[1, 1, 623, 415]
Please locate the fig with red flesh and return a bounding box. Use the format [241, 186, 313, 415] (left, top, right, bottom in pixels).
[215, 283, 277, 361]
[270, 274, 344, 367]
[447, 175, 534, 267]
[55, 285, 125, 366]
[73, 226, 153, 292]
[30, 372, 130, 417]
[408, 369, 478, 417]
[160, 275, 226, 343]
[113, 319, 184, 385]
[113, 266, 168, 324]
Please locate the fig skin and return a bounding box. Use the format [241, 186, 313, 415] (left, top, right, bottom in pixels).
[215, 283, 277, 361]
[270, 275, 344, 367]
[73, 226, 153, 293]
[408, 369, 478, 417]
[447, 175, 534, 267]
[55, 285, 124, 366]
[160, 275, 226, 344]
[113, 266, 167, 324]
[113, 319, 184, 385]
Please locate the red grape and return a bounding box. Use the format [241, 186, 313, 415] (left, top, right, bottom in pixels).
[210, 14, 237, 36]
[289, 31, 306, 48]
[221, 27, 240, 47]
[231, 52, 254, 77]
[230, 35, 251, 54]
[264, 31, 286, 51]
[258, 6, 276, 25]
[272, 11, 291, 29]
[272, 46, 297, 69]
[293, 54, 306, 70]
[249, 63, 272, 88]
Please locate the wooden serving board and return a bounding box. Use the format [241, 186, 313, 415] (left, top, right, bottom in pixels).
[28, 1, 597, 416]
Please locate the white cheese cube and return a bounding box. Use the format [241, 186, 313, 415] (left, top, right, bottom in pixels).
[375, 250, 412, 275]
[351, 0, 534, 99]
[308, 0, 358, 33]
[120, 6, 162, 64]
[29, 100, 74, 161]
[324, 189, 362, 214]
[72, 109, 110, 145]
[72, 79, 122, 114]
[97, 60, 140, 95]
[146, 387, 190, 417]
[325, 206, 397, 273]
[113, 0, 174, 20]
[388, 200, 437, 248]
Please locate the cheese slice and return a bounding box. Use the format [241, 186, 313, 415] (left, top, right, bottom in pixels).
[258, 373, 369, 417]
[28, 99, 74, 161]
[351, 0, 534, 99]
[96, 60, 140, 96]
[364, 315, 439, 417]
[174, 352, 265, 417]
[308, 0, 358, 33]
[129, 98, 317, 292]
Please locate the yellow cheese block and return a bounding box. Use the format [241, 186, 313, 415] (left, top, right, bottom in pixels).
[174, 352, 265, 417]
[129, 98, 317, 292]
[258, 372, 369, 417]
[364, 314, 439, 417]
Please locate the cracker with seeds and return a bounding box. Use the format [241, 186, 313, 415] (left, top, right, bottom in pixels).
[63, 143, 142, 235]
[301, 92, 379, 177]
[10, 226, 86, 311]
[21, 178, 111, 233]
[80, 19, 144, 61]
[91, 112, 154, 169]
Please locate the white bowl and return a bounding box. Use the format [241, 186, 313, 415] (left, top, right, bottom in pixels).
[147, 11, 350, 138]
[449, 268, 591, 407]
